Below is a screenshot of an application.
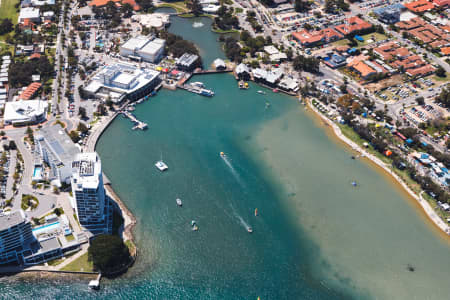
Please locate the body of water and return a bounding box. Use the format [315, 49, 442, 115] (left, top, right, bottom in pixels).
[1, 14, 449, 300]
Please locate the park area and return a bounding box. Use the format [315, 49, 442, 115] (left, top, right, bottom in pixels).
[0, 0, 20, 24]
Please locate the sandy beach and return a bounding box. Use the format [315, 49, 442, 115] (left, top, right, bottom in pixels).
[306, 98, 450, 238]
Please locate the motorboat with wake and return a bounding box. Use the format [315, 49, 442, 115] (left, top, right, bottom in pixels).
[257, 90, 266, 95]
[176, 198, 182, 206]
[247, 227, 253, 233]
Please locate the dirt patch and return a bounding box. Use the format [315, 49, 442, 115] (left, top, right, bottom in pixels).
[365, 74, 404, 92]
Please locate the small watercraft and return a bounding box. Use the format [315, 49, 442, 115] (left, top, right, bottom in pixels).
[192, 225, 199, 231]
[254, 208, 258, 216]
[155, 161, 168, 171]
[273, 88, 278, 93]
[220, 151, 226, 157]
[247, 227, 253, 233]
[176, 198, 182, 206]
[191, 81, 205, 88]
[257, 90, 266, 95]
[351, 181, 357, 187]
[191, 220, 196, 226]
[351, 156, 355, 159]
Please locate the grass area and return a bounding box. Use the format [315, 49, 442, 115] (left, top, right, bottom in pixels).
[331, 38, 351, 47]
[432, 72, 450, 82]
[356, 32, 388, 48]
[156, 1, 189, 13]
[21, 194, 39, 210]
[0, 42, 14, 53]
[235, 7, 244, 14]
[211, 27, 239, 34]
[60, 252, 94, 272]
[46, 251, 77, 266]
[0, 0, 20, 24]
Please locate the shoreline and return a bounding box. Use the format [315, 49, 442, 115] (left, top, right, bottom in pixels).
[305, 98, 450, 239]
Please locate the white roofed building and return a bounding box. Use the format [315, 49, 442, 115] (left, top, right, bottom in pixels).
[4, 100, 47, 125]
[120, 35, 165, 63]
[18, 7, 41, 23]
[71, 152, 112, 235]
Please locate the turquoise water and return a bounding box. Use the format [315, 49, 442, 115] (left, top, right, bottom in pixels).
[33, 166, 42, 178]
[32, 222, 60, 232]
[1, 14, 450, 300]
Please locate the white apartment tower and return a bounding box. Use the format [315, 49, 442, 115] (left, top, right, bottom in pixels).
[71, 152, 111, 234]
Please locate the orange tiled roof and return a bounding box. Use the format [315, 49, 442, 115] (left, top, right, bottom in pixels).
[334, 16, 372, 36]
[351, 61, 376, 77]
[88, 0, 140, 10]
[406, 64, 435, 76]
[432, 0, 450, 7]
[29, 53, 41, 60]
[19, 82, 42, 100]
[441, 47, 450, 55]
[395, 17, 426, 30]
[404, 0, 435, 12]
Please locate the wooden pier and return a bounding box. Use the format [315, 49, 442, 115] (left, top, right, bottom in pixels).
[122, 111, 148, 130]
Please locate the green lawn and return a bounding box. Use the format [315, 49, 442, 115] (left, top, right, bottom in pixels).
[156, 1, 189, 13]
[357, 33, 388, 47]
[0, 0, 20, 24]
[331, 38, 351, 47]
[60, 253, 94, 272]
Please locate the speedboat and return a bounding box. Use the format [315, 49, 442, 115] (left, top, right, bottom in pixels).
[220, 151, 226, 157]
[254, 208, 258, 216]
[191, 81, 205, 88]
[257, 90, 266, 95]
[191, 220, 196, 226]
[176, 198, 182, 206]
[192, 225, 199, 231]
[352, 181, 357, 187]
[155, 161, 168, 171]
[247, 227, 253, 233]
[88, 280, 100, 290]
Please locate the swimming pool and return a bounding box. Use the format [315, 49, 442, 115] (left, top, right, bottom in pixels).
[32, 222, 60, 235]
[32, 166, 42, 179]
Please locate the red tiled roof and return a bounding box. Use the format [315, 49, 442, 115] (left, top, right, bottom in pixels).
[441, 47, 450, 55]
[292, 28, 343, 46]
[404, 0, 435, 12]
[334, 16, 372, 36]
[89, 0, 140, 10]
[19, 82, 42, 100]
[29, 53, 41, 60]
[406, 64, 435, 76]
[432, 0, 450, 7]
[351, 61, 376, 77]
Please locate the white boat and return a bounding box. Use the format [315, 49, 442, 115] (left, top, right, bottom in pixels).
[257, 90, 266, 95]
[191, 81, 205, 88]
[247, 227, 253, 233]
[176, 198, 182, 206]
[191, 220, 196, 226]
[155, 161, 168, 171]
[88, 280, 100, 290]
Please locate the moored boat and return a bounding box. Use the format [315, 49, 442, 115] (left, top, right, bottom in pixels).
[176, 198, 182, 206]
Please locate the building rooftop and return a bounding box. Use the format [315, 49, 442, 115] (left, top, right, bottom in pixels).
[4, 100, 47, 124]
[0, 210, 27, 232]
[404, 0, 435, 13]
[72, 153, 102, 190]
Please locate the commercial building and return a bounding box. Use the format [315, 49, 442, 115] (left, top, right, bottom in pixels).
[175, 53, 200, 71]
[373, 3, 405, 24]
[89, 0, 140, 10]
[131, 13, 170, 30]
[292, 28, 343, 47]
[18, 7, 40, 24]
[83, 63, 161, 102]
[334, 16, 373, 36]
[71, 153, 112, 235]
[19, 82, 42, 100]
[120, 35, 165, 63]
[35, 124, 80, 186]
[0, 210, 34, 264]
[3, 100, 47, 125]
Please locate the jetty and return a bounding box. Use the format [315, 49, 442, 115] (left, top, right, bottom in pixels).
[121, 111, 148, 130]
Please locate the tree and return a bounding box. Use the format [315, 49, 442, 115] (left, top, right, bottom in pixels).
[98, 103, 107, 116]
[68, 130, 80, 143]
[295, 0, 311, 12]
[435, 66, 446, 78]
[0, 131, 5, 136]
[77, 122, 89, 134]
[415, 96, 424, 106]
[8, 140, 16, 150]
[135, 0, 153, 12]
[187, 0, 203, 16]
[53, 207, 63, 216]
[78, 107, 87, 119]
[88, 234, 131, 273]
[0, 19, 14, 35]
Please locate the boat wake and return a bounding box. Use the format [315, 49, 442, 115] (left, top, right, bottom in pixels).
[192, 22, 204, 28]
[230, 204, 251, 231]
[221, 155, 246, 188]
